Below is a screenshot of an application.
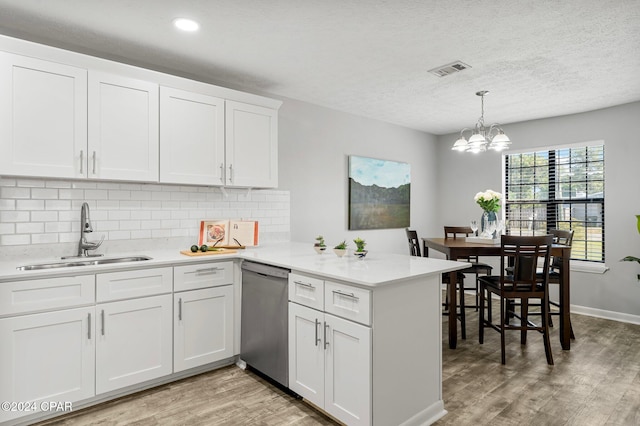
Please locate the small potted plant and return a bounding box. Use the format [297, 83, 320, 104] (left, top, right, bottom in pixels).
[333, 240, 348, 257]
[314, 235, 327, 254]
[353, 237, 367, 259]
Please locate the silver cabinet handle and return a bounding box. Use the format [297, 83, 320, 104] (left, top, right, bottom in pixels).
[101, 309, 105, 336]
[294, 280, 315, 289]
[92, 151, 96, 174]
[332, 289, 359, 300]
[87, 313, 92, 340]
[324, 322, 329, 350]
[228, 164, 233, 184]
[315, 318, 321, 346]
[219, 163, 224, 183]
[178, 298, 183, 321]
[188, 267, 223, 275]
[79, 150, 84, 174]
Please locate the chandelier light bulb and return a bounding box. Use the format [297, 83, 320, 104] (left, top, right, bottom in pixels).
[452, 91, 511, 153]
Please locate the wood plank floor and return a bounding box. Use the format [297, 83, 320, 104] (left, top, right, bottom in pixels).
[36, 308, 640, 426]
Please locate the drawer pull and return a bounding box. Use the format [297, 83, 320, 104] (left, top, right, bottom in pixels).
[315, 318, 321, 346]
[188, 267, 223, 275]
[101, 309, 105, 336]
[324, 322, 330, 349]
[92, 151, 97, 174]
[294, 280, 315, 289]
[219, 163, 224, 183]
[178, 298, 183, 321]
[79, 150, 84, 174]
[87, 313, 91, 340]
[332, 289, 359, 300]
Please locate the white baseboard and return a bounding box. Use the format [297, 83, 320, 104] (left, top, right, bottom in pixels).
[571, 304, 640, 325]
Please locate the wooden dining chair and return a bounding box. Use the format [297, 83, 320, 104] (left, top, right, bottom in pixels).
[545, 229, 575, 337]
[479, 235, 554, 365]
[406, 228, 469, 338]
[444, 226, 493, 311]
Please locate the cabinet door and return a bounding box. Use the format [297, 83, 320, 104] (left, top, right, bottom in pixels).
[288, 302, 324, 408]
[159, 87, 225, 185]
[324, 313, 371, 426]
[174, 285, 234, 372]
[225, 101, 278, 188]
[0, 52, 87, 178]
[0, 307, 95, 423]
[88, 71, 159, 181]
[96, 294, 173, 394]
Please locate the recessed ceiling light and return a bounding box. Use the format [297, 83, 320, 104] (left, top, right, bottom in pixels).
[173, 18, 199, 32]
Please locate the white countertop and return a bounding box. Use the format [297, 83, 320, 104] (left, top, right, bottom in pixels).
[0, 242, 467, 287]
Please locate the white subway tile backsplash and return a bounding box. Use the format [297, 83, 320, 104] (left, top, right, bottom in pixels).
[0, 200, 16, 211]
[31, 188, 59, 199]
[1, 187, 31, 199]
[0, 177, 290, 247]
[1, 234, 30, 245]
[16, 222, 45, 234]
[45, 200, 72, 210]
[2, 211, 30, 222]
[31, 233, 59, 244]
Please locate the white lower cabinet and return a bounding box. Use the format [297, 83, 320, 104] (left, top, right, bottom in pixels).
[95, 294, 173, 394]
[289, 302, 371, 426]
[0, 306, 95, 423]
[174, 285, 234, 372]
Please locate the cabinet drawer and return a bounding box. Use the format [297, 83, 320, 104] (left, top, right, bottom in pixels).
[288, 272, 324, 310]
[97, 267, 172, 302]
[0, 275, 95, 316]
[324, 281, 371, 326]
[174, 261, 234, 292]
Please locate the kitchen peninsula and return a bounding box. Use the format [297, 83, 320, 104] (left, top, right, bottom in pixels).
[0, 243, 466, 426]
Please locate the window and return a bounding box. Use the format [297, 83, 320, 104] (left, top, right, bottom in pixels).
[504, 143, 605, 262]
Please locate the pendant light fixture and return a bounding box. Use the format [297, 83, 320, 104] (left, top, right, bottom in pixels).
[451, 91, 511, 153]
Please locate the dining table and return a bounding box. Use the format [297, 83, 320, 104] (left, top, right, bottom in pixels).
[422, 237, 573, 351]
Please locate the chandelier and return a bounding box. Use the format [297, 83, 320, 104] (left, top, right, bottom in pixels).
[451, 90, 511, 153]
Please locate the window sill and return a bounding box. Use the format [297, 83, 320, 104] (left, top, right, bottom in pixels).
[570, 260, 609, 274]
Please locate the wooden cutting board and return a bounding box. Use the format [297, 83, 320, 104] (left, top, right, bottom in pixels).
[180, 248, 237, 256]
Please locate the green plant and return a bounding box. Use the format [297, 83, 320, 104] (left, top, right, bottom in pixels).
[353, 237, 366, 252]
[474, 189, 502, 212]
[620, 215, 640, 281]
[334, 240, 347, 250]
[314, 235, 326, 248]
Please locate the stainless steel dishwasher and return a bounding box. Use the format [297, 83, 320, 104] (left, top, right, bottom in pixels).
[241, 260, 290, 388]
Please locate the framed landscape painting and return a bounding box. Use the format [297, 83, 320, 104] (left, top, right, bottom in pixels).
[348, 155, 410, 230]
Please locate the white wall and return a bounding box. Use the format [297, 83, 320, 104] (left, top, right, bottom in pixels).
[435, 101, 640, 318]
[277, 97, 438, 255]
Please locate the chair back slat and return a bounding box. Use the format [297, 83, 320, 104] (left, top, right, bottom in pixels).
[444, 226, 473, 239]
[550, 229, 574, 269]
[500, 235, 553, 292]
[406, 228, 421, 257]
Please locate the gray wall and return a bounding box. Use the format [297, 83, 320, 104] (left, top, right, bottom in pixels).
[435, 101, 640, 318]
[276, 97, 439, 255]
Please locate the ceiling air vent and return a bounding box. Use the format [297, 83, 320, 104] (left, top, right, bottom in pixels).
[428, 61, 471, 77]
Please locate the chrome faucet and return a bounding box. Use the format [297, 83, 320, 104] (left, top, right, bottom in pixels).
[77, 202, 104, 257]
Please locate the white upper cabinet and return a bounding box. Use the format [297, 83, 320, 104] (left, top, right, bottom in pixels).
[0, 51, 87, 178]
[225, 101, 278, 188]
[159, 86, 225, 185]
[0, 35, 280, 186]
[88, 71, 159, 182]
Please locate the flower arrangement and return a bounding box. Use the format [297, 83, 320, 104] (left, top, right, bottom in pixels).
[474, 189, 502, 212]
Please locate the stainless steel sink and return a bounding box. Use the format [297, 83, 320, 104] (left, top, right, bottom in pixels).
[16, 256, 152, 271]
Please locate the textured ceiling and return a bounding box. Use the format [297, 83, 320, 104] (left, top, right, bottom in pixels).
[0, 0, 638, 135]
